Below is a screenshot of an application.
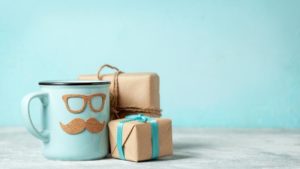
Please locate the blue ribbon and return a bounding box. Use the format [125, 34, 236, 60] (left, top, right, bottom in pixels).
[117, 114, 159, 160]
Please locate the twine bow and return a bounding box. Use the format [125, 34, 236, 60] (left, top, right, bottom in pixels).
[97, 64, 161, 119]
[116, 114, 159, 160]
[97, 64, 123, 119]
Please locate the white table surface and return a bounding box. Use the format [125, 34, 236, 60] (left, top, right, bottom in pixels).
[1, 128, 300, 169]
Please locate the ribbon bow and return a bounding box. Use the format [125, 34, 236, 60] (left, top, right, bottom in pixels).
[117, 114, 159, 160]
[125, 114, 150, 122]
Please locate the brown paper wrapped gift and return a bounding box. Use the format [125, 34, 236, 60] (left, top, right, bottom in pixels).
[108, 117, 173, 162]
[78, 64, 161, 119]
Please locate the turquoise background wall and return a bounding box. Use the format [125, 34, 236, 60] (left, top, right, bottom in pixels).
[1, 0, 300, 127]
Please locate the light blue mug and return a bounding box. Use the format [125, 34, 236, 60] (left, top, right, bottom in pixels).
[21, 80, 110, 160]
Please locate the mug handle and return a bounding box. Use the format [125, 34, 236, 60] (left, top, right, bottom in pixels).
[21, 91, 49, 142]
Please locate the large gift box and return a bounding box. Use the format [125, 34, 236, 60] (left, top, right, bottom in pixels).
[108, 114, 173, 162]
[78, 64, 161, 119]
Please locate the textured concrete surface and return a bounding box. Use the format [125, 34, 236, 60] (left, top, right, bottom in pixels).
[1, 128, 300, 169]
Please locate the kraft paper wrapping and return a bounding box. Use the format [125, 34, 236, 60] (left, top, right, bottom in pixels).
[108, 118, 173, 162]
[79, 73, 161, 119]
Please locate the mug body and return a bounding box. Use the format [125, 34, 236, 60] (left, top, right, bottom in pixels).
[39, 81, 110, 160]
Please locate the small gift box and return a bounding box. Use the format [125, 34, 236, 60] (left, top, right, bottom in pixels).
[79, 64, 161, 119]
[108, 114, 173, 162]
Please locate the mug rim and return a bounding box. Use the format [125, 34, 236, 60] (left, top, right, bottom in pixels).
[39, 80, 110, 86]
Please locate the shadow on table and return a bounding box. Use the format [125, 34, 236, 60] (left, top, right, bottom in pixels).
[140, 141, 211, 162]
[153, 141, 209, 161]
[156, 154, 192, 161]
[174, 141, 213, 150]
